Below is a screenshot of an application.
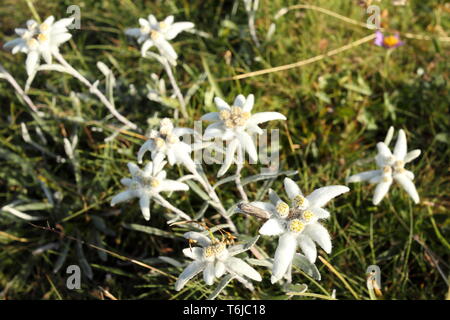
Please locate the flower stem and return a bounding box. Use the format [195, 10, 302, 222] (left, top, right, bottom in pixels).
[153, 194, 191, 221]
[53, 52, 138, 130]
[0, 64, 41, 115]
[159, 57, 188, 119]
[190, 168, 237, 233]
[235, 147, 248, 202]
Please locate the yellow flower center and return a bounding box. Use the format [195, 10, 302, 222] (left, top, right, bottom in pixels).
[294, 194, 306, 208]
[393, 160, 404, 170]
[219, 109, 231, 120]
[204, 242, 226, 258]
[289, 219, 305, 233]
[302, 210, 314, 222]
[154, 137, 165, 148]
[383, 166, 392, 174]
[383, 36, 399, 48]
[27, 38, 39, 48]
[220, 106, 250, 129]
[150, 30, 161, 40]
[39, 23, 49, 32]
[276, 202, 289, 218]
[150, 178, 160, 188]
[37, 33, 48, 43]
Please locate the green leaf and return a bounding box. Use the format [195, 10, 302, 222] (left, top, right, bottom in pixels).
[122, 223, 178, 239]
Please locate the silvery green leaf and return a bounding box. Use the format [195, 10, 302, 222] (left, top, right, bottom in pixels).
[122, 223, 177, 239]
[14, 202, 53, 211]
[292, 254, 321, 280]
[91, 215, 115, 236]
[96, 61, 111, 77]
[228, 236, 260, 256]
[185, 180, 209, 201]
[32, 242, 59, 256]
[207, 224, 233, 234]
[53, 241, 70, 273]
[37, 64, 68, 73]
[213, 175, 238, 189]
[241, 170, 297, 186]
[246, 258, 273, 268]
[1, 205, 45, 221]
[193, 202, 209, 220]
[208, 274, 235, 300]
[158, 256, 183, 268]
[283, 283, 308, 293]
[76, 240, 93, 280]
[94, 231, 107, 262]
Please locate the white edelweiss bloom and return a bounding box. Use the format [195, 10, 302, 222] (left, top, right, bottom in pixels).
[4, 16, 74, 75]
[138, 118, 198, 173]
[110, 155, 189, 221]
[347, 127, 421, 205]
[201, 94, 286, 177]
[125, 15, 194, 64]
[175, 232, 261, 291]
[252, 178, 349, 284]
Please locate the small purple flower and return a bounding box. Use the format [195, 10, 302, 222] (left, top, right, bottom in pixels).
[374, 31, 404, 49]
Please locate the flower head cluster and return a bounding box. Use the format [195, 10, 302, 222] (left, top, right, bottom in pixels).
[201, 94, 286, 176]
[138, 118, 197, 173]
[111, 155, 188, 221]
[374, 30, 404, 49]
[347, 128, 420, 205]
[4, 16, 74, 75]
[175, 232, 261, 291]
[252, 178, 349, 283]
[125, 15, 194, 65]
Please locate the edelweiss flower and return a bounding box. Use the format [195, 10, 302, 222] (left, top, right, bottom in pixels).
[110, 155, 188, 220]
[374, 30, 404, 49]
[347, 128, 420, 205]
[4, 16, 74, 75]
[201, 94, 286, 176]
[252, 178, 349, 283]
[138, 118, 197, 173]
[175, 232, 261, 291]
[125, 15, 194, 64]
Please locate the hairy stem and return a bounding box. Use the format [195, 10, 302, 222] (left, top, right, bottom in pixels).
[160, 57, 188, 119]
[235, 147, 248, 201]
[0, 64, 40, 115]
[153, 194, 191, 221]
[53, 52, 138, 130]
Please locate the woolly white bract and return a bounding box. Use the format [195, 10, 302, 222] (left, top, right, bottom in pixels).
[201, 94, 286, 177]
[110, 155, 189, 221]
[252, 178, 349, 283]
[347, 127, 421, 205]
[4, 16, 73, 75]
[125, 15, 194, 65]
[175, 232, 261, 291]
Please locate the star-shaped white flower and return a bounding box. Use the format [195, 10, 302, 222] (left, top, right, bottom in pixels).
[347, 128, 421, 205]
[138, 118, 197, 173]
[4, 16, 74, 75]
[110, 155, 189, 221]
[175, 232, 261, 291]
[125, 15, 194, 65]
[201, 94, 286, 177]
[252, 178, 349, 283]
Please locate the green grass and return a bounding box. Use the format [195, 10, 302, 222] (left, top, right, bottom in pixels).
[0, 0, 449, 300]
